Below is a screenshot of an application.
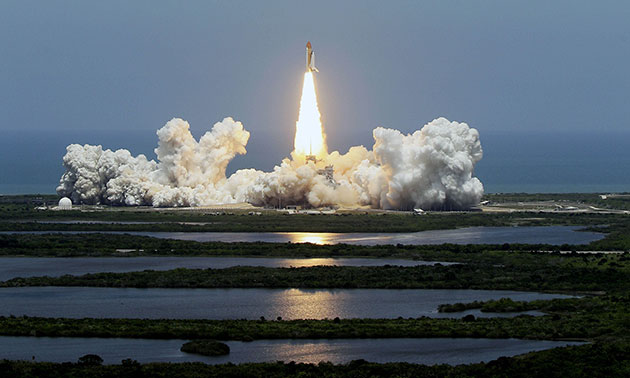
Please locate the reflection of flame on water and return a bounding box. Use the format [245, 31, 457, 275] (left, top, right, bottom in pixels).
[271, 289, 343, 319]
[280, 258, 338, 268]
[285, 233, 332, 245]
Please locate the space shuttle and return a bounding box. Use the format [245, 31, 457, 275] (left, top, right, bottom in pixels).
[306, 41, 319, 72]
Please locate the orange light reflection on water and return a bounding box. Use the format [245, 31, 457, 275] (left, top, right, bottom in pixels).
[285, 233, 334, 245]
[270, 288, 345, 320]
[277, 258, 339, 268]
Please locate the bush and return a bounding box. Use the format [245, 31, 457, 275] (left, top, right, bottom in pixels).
[180, 340, 230, 356]
[77, 354, 103, 366]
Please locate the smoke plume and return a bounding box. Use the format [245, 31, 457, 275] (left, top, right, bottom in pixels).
[57, 116, 484, 210]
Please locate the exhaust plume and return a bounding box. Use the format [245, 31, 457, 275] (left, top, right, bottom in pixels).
[293, 72, 327, 159]
[57, 117, 483, 210]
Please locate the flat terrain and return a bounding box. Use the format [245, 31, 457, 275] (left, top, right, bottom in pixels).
[2, 193, 630, 234]
[1, 194, 629, 376]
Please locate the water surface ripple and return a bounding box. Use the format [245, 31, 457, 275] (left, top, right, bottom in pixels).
[0, 257, 452, 281]
[0, 287, 572, 319]
[0, 336, 585, 365]
[3, 226, 602, 245]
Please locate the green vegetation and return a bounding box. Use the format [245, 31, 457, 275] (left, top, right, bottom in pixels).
[1, 211, 621, 233]
[0, 195, 58, 206]
[76, 354, 103, 366]
[438, 297, 591, 313]
[0, 232, 600, 258]
[2, 289, 628, 376]
[0, 294, 627, 341]
[484, 192, 630, 210]
[0, 221, 628, 260]
[2, 194, 630, 375]
[2, 193, 630, 234]
[3, 233, 543, 258]
[1, 339, 629, 377]
[2, 247, 629, 344]
[4, 251, 629, 291]
[0, 233, 588, 259]
[0, 193, 511, 232]
[180, 340, 230, 356]
[4, 201, 630, 257]
[1, 231, 627, 376]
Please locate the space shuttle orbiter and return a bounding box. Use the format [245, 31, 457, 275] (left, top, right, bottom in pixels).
[306, 41, 319, 72]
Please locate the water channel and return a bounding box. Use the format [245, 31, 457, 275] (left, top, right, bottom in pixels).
[0, 336, 585, 365]
[4, 226, 603, 245]
[0, 287, 573, 319]
[0, 256, 454, 281]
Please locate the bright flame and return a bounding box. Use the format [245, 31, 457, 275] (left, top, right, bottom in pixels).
[294, 72, 327, 158]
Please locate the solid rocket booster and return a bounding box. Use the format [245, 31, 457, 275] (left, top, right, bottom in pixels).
[306, 41, 319, 72]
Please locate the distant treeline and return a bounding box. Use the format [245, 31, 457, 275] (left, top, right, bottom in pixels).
[0, 212, 610, 232]
[0, 232, 605, 257]
[484, 192, 630, 210]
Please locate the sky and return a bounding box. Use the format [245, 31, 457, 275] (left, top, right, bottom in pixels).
[1, 1, 629, 193]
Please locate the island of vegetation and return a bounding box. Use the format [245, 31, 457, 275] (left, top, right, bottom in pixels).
[180, 340, 230, 356]
[3, 249, 628, 293]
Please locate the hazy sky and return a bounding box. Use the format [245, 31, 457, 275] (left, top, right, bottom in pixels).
[1, 1, 629, 180]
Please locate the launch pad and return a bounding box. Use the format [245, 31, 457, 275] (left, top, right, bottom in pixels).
[318, 165, 336, 186]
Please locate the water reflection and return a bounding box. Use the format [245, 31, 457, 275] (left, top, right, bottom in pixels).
[213, 338, 586, 365]
[0, 336, 586, 365]
[0, 287, 573, 319]
[267, 288, 347, 319]
[2, 226, 604, 245]
[0, 257, 450, 281]
[142, 226, 604, 245]
[278, 227, 603, 245]
[284, 233, 332, 245]
[276, 258, 334, 268]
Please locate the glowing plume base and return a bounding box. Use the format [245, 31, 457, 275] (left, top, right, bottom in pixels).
[293, 72, 327, 159]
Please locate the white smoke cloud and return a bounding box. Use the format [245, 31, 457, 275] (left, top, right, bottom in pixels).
[57, 116, 483, 210]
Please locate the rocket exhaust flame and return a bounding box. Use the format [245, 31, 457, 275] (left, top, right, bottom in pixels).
[293, 71, 327, 159]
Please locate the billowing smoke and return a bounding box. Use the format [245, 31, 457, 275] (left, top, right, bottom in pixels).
[57, 116, 483, 210]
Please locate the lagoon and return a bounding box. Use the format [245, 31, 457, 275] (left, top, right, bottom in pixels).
[0, 256, 451, 281]
[0, 287, 572, 319]
[0, 336, 585, 365]
[5, 226, 604, 245]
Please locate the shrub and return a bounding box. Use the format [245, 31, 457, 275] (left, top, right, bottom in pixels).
[180, 340, 230, 356]
[77, 354, 103, 366]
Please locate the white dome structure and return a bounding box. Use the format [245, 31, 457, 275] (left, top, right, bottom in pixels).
[58, 197, 72, 210]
